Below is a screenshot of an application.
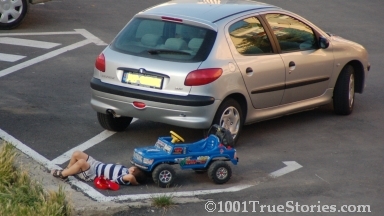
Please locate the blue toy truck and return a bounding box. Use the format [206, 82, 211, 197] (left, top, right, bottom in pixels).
[131, 125, 239, 187]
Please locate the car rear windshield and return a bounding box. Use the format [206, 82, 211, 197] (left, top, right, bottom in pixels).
[111, 18, 217, 63]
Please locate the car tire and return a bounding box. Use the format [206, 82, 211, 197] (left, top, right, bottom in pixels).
[207, 161, 232, 184]
[212, 98, 243, 144]
[97, 112, 132, 132]
[333, 65, 355, 115]
[152, 164, 176, 188]
[0, 0, 29, 30]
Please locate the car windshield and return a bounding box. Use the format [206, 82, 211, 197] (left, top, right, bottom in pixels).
[111, 18, 217, 62]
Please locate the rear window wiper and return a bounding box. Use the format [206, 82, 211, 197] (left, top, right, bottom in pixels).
[147, 49, 191, 55]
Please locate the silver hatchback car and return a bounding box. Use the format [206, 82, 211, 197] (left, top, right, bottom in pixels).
[90, 0, 370, 143]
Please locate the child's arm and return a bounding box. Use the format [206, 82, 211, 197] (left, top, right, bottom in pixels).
[122, 174, 139, 185]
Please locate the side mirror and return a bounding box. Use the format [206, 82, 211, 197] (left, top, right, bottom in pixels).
[319, 36, 329, 49]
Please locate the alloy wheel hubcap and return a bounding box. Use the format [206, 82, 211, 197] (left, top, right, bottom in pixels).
[159, 170, 172, 183]
[216, 167, 228, 180]
[219, 106, 240, 139]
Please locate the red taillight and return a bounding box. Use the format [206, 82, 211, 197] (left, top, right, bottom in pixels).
[95, 53, 105, 72]
[161, 16, 183, 23]
[133, 101, 146, 109]
[184, 68, 223, 86]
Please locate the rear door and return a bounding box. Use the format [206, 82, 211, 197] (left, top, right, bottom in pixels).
[225, 16, 286, 109]
[263, 13, 334, 104]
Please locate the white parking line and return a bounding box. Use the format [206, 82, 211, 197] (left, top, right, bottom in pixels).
[0, 128, 60, 170]
[51, 130, 116, 165]
[269, 161, 303, 178]
[75, 29, 108, 46]
[94, 184, 255, 202]
[51, 118, 138, 165]
[0, 53, 26, 62]
[0, 39, 91, 78]
[0, 31, 79, 36]
[0, 37, 61, 49]
[0, 29, 106, 78]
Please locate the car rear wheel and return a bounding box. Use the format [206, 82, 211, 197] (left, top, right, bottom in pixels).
[208, 161, 232, 184]
[152, 164, 176, 188]
[0, 0, 28, 30]
[212, 98, 243, 144]
[97, 112, 132, 131]
[333, 65, 355, 115]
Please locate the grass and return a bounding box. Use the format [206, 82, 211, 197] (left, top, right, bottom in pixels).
[151, 193, 175, 216]
[0, 141, 72, 216]
[151, 193, 174, 208]
[150, 184, 176, 214]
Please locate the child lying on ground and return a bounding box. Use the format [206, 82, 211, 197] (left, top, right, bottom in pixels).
[51, 150, 145, 185]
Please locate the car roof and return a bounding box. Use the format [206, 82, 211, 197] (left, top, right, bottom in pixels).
[141, 0, 279, 23]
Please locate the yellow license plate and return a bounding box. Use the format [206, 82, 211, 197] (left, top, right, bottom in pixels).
[123, 72, 163, 89]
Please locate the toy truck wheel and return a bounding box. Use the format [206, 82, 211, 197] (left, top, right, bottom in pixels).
[208, 161, 232, 184]
[152, 164, 176, 188]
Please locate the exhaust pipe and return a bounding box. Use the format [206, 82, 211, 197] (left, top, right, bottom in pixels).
[106, 109, 121, 118]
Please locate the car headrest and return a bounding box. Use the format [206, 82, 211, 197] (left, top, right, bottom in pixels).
[164, 38, 188, 50]
[188, 38, 203, 52]
[141, 34, 162, 47]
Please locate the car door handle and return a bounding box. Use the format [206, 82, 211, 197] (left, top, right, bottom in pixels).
[288, 61, 296, 73]
[246, 67, 253, 73]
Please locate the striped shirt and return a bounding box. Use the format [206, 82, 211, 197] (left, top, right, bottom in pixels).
[95, 163, 130, 185]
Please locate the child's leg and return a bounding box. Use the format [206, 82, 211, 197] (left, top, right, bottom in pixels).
[67, 151, 89, 168]
[122, 173, 139, 185]
[61, 159, 90, 177]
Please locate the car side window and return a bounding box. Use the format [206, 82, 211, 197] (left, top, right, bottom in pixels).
[228, 17, 273, 55]
[265, 14, 317, 52]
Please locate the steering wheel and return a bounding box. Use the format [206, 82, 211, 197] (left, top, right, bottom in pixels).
[170, 131, 185, 143]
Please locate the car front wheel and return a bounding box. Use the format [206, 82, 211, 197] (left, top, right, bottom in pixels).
[0, 0, 28, 30]
[97, 112, 132, 131]
[212, 98, 243, 144]
[333, 65, 355, 115]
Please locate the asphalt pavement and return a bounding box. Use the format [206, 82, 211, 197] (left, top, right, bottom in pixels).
[0, 0, 383, 215]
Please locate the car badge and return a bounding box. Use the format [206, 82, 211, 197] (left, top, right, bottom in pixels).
[138, 68, 146, 74]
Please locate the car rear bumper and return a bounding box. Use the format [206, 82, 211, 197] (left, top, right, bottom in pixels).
[91, 78, 215, 106]
[90, 78, 220, 129]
